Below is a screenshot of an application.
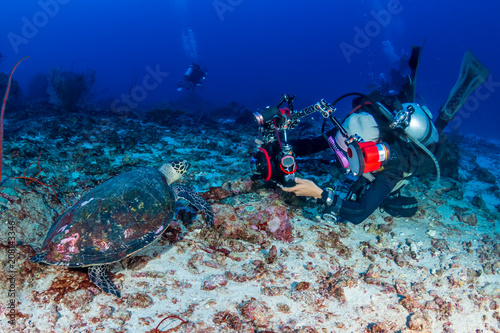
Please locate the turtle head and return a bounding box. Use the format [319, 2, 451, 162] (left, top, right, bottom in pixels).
[159, 160, 191, 185]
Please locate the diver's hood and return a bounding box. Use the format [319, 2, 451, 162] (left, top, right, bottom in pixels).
[334, 112, 380, 152]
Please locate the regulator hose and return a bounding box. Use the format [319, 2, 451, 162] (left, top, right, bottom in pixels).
[399, 134, 441, 209]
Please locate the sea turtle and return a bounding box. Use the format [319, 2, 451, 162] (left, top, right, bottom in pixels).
[31, 160, 213, 297]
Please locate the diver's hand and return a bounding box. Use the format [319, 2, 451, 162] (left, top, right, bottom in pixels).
[279, 177, 323, 199]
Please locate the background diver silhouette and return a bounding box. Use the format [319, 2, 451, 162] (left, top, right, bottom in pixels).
[177, 63, 206, 92]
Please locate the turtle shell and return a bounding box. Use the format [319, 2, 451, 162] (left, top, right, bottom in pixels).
[38, 167, 175, 267]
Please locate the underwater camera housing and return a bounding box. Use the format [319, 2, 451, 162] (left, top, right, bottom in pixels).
[250, 141, 297, 188]
[250, 95, 336, 187]
[250, 94, 297, 188]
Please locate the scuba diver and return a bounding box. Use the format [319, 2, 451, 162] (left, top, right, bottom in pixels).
[280, 45, 490, 224]
[177, 63, 206, 92]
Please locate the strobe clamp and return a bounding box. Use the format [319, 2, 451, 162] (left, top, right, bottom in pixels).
[314, 99, 336, 118]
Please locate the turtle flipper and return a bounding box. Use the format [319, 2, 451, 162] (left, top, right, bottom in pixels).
[172, 185, 214, 228]
[30, 252, 48, 263]
[88, 264, 121, 297]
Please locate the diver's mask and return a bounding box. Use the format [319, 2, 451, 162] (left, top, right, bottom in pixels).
[327, 136, 350, 169]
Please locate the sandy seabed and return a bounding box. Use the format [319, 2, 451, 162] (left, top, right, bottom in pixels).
[0, 108, 499, 332]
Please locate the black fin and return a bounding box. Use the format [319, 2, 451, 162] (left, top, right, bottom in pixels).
[438, 50, 490, 124]
[408, 44, 423, 78]
[407, 41, 425, 102]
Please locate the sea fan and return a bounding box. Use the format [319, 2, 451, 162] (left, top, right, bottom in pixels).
[47, 67, 96, 112]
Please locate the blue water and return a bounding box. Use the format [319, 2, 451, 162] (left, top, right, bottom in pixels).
[1, 0, 499, 138]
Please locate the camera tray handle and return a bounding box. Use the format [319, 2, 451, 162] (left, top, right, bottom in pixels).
[275, 94, 296, 111]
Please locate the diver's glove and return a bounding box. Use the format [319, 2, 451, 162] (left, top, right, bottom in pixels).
[317, 188, 342, 223]
[317, 187, 335, 206]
